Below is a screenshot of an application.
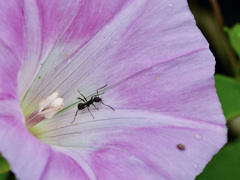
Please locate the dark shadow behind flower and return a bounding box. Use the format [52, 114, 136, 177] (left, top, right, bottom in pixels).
[0, 0, 226, 179]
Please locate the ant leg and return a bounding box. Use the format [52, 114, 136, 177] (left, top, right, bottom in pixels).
[78, 90, 88, 102]
[96, 84, 108, 96]
[71, 110, 79, 124]
[77, 97, 85, 102]
[92, 104, 99, 110]
[86, 106, 94, 119]
[100, 101, 115, 111]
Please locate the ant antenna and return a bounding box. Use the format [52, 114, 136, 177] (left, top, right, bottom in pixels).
[96, 84, 108, 96]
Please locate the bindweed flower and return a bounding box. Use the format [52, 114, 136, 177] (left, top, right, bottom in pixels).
[0, 0, 227, 179]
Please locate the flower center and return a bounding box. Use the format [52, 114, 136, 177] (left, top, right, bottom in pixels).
[25, 91, 64, 129]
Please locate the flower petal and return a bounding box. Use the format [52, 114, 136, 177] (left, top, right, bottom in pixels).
[85, 124, 225, 180]
[31, 109, 226, 179]
[0, 115, 92, 180]
[0, 37, 23, 123]
[0, 118, 48, 180]
[1, 0, 227, 179]
[0, 0, 24, 60]
[19, 0, 129, 103]
[20, 0, 209, 115]
[106, 49, 225, 125]
[29, 42, 226, 179]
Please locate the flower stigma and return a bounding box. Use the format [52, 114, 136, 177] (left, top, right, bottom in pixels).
[25, 91, 64, 129]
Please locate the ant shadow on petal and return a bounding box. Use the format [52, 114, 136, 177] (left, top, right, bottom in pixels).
[71, 84, 114, 124]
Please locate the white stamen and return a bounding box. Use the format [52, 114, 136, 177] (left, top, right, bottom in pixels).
[38, 91, 64, 119]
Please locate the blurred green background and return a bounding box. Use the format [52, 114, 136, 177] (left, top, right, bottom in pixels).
[189, 0, 240, 179]
[1, 0, 240, 179]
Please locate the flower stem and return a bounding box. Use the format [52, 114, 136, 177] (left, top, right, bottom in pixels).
[209, 0, 224, 32]
[209, 0, 239, 78]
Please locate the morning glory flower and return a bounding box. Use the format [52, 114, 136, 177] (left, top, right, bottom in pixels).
[0, 0, 226, 179]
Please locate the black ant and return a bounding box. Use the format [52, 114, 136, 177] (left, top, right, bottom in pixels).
[71, 84, 114, 124]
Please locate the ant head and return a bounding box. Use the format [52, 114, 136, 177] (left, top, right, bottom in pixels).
[78, 103, 85, 110]
[93, 96, 101, 102]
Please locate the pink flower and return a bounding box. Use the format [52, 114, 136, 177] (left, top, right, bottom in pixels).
[0, 0, 226, 179]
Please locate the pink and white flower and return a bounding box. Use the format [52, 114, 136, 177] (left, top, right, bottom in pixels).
[0, 0, 226, 179]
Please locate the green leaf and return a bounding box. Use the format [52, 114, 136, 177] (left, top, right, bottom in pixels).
[0, 172, 16, 180]
[215, 74, 240, 120]
[0, 154, 10, 174]
[196, 139, 240, 180]
[225, 24, 240, 58]
[0, 173, 9, 180]
[0, 172, 10, 180]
